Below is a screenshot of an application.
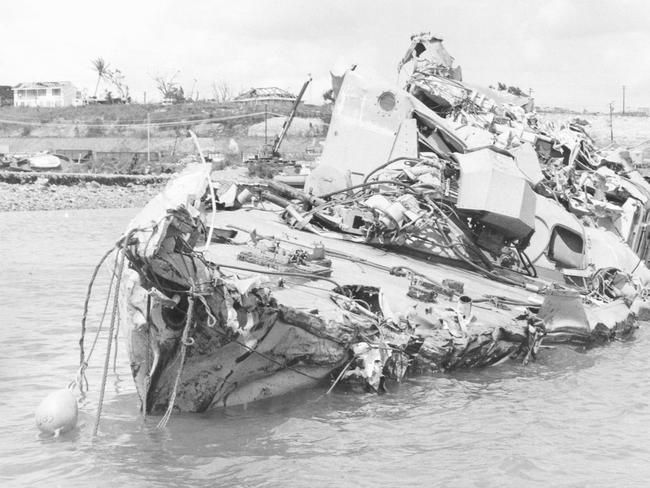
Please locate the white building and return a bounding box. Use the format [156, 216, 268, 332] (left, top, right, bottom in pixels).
[13, 81, 81, 108]
[233, 87, 297, 110]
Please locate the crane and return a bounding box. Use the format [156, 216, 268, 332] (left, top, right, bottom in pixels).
[254, 76, 312, 161]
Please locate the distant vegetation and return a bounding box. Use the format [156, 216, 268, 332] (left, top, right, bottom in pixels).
[495, 82, 529, 97]
[153, 72, 186, 104]
[91, 57, 131, 103]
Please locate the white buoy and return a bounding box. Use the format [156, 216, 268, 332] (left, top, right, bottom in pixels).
[35, 389, 78, 436]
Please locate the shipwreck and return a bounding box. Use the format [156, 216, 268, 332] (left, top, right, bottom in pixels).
[83, 34, 650, 423]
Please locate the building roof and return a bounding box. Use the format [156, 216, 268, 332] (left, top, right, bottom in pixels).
[13, 81, 74, 91]
[233, 87, 296, 102]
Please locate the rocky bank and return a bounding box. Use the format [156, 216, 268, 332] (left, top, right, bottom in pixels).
[0, 180, 165, 212]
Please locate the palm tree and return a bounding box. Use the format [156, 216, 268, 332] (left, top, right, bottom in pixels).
[91, 57, 108, 98]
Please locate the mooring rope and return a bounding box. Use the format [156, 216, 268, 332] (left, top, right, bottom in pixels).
[325, 357, 355, 395]
[111, 305, 120, 373]
[142, 294, 151, 421]
[78, 246, 116, 391]
[92, 240, 129, 437]
[77, 253, 119, 392]
[157, 294, 195, 429]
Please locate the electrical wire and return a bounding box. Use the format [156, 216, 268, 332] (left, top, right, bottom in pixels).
[318, 180, 419, 200]
[0, 107, 284, 125]
[362, 156, 433, 184]
[0, 110, 284, 128]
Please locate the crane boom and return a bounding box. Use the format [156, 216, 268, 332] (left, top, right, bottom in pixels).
[272, 76, 312, 156]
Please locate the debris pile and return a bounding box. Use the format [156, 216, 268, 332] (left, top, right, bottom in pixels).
[86, 33, 650, 420]
[309, 33, 650, 293]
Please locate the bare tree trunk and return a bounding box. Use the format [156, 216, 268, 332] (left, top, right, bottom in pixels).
[94, 76, 101, 98]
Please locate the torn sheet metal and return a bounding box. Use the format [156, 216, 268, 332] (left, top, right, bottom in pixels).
[306, 70, 465, 197]
[455, 147, 536, 242]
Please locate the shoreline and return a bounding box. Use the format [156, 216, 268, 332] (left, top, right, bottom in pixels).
[0, 166, 248, 212]
[0, 180, 165, 212]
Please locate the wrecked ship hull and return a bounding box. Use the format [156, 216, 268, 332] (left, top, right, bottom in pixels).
[117, 165, 637, 415]
[113, 34, 647, 416]
[122, 269, 349, 412]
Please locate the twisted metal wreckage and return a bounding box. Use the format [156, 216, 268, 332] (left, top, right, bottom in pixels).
[92, 34, 650, 420]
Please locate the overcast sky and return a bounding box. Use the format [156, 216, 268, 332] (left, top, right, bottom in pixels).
[2, 0, 650, 111]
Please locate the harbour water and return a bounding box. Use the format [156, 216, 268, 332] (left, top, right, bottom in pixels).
[1, 208, 649, 487]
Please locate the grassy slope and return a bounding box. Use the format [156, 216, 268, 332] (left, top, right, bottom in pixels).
[0, 101, 330, 126]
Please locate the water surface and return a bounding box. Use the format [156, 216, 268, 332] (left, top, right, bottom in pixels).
[0, 209, 648, 487]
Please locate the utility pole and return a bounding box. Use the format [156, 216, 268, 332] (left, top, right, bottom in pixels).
[143, 90, 147, 105]
[609, 102, 614, 142]
[147, 112, 151, 163]
[622, 85, 626, 115]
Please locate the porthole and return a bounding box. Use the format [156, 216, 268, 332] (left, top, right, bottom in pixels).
[378, 91, 396, 111]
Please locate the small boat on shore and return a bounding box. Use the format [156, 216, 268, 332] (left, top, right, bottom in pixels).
[28, 154, 62, 171]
